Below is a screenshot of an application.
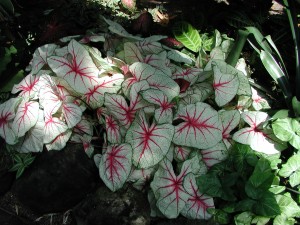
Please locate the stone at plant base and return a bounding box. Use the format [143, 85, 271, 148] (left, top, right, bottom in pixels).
[12, 143, 99, 214]
[73, 185, 151, 225]
[0, 171, 15, 196]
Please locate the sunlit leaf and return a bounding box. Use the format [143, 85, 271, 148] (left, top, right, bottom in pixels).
[99, 144, 132, 191]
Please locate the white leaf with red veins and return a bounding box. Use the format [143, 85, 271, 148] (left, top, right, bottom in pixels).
[251, 87, 270, 111]
[125, 110, 174, 168]
[12, 100, 39, 137]
[219, 110, 240, 149]
[136, 36, 165, 54]
[104, 93, 135, 129]
[48, 39, 99, 94]
[62, 103, 82, 128]
[129, 80, 150, 111]
[141, 89, 174, 124]
[173, 67, 203, 85]
[144, 51, 172, 77]
[43, 113, 68, 144]
[124, 42, 143, 64]
[0, 98, 22, 144]
[174, 145, 192, 162]
[73, 117, 93, 136]
[99, 144, 132, 191]
[83, 73, 124, 109]
[150, 158, 195, 218]
[46, 130, 72, 150]
[39, 75, 62, 115]
[182, 173, 214, 219]
[147, 72, 180, 100]
[212, 61, 239, 107]
[173, 102, 222, 149]
[233, 111, 287, 154]
[31, 44, 58, 74]
[19, 109, 45, 153]
[105, 114, 122, 144]
[200, 142, 228, 168]
[11, 74, 41, 100]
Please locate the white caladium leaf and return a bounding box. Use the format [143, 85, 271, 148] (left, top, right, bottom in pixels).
[180, 82, 213, 105]
[11, 74, 41, 100]
[219, 110, 241, 149]
[147, 72, 180, 101]
[173, 102, 222, 149]
[39, 75, 63, 114]
[104, 93, 135, 129]
[136, 37, 165, 55]
[99, 144, 132, 191]
[48, 39, 99, 94]
[212, 60, 239, 107]
[141, 89, 174, 124]
[233, 111, 287, 154]
[45, 130, 72, 150]
[167, 49, 194, 65]
[83, 73, 124, 109]
[12, 100, 39, 137]
[173, 67, 203, 85]
[31, 44, 58, 74]
[144, 51, 172, 77]
[19, 109, 45, 153]
[182, 173, 214, 219]
[43, 113, 68, 144]
[0, 97, 22, 144]
[174, 145, 192, 162]
[73, 117, 93, 136]
[129, 80, 151, 111]
[150, 158, 195, 218]
[81, 134, 94, 157]
[62, 103, 82, 128]
[125, 110, 175, 168]
[251, 87, 271, 111]
[200, 142, 228, 168]
[105, 114, 122, 144]
[124, 42, 143, 64]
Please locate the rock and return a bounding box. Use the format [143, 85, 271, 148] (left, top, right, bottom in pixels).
[0, 171, 15, 196]
[73, 185, 151, 225]
[13, 143, 99, 214]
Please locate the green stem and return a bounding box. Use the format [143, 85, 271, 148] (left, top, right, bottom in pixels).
[226, 29, 249, 67]
[283, 0, 300, 101]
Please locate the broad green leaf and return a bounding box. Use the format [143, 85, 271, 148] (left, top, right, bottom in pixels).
[173, 22, 201, 52]
[99, 144, 132, 191]
[279, 154, 300, 187]
[274, 215, 296, 225]
[251, 216, 270, 225]
[253, 191, 280, 217]
[0, 0, 14, 14]
[276, 193, 300, 218]
[197, 174, 223, 197]
[234, 212, 253, 225]
[125, 110, 174, 168]
[173, 102, 222, 149]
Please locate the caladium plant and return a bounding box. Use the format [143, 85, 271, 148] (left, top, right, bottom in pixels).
[0, 18, 292, 222]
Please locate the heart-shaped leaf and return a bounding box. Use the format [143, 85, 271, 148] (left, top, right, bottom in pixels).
[212, 61, 239, 107]
[99, 144, 132, 191]
[48, 39, 99, 94]
[125, 110, 174, 168]
[182, 173, 214, 219]
[124, 42, 143, 64]
[62, 102, 82, 128]
[233, 111, 287, 154]
[31, 44, 58, 74]
[174, 145, 192, 162]
[173, 67, 203, 85]
[12, 100, 39, 137]
[45, 130, 72, 150]
[200, 142, 228, 168]
[105, 114, 122, 144]
[173, 102, 222, 149]
[11, 74, 41, 100]
[43, 113, 68, 144]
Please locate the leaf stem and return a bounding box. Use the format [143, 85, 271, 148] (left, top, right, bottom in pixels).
[286, 187, 300, 195]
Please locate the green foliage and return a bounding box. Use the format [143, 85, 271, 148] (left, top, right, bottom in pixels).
[8, 150, 35, 179]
